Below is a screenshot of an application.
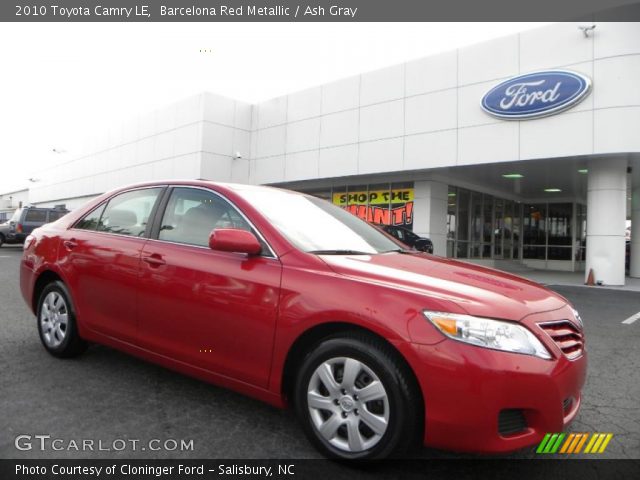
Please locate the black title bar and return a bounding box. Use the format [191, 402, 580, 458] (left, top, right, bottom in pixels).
[2, 0, 640, 21]
[2, 459, 640, 480]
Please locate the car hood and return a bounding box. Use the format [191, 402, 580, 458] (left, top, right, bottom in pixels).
[318, 252, 567, 321]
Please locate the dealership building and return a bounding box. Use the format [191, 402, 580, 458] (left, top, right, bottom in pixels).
[6, 22, 640, 285]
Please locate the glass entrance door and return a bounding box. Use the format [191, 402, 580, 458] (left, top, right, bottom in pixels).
[493, 199, 504, 259]
[493, 200, 519, 260]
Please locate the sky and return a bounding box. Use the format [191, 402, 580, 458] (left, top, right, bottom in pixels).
[0, 22, 549, 193]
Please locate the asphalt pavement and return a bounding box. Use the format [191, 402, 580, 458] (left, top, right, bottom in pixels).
[0, 245, 638, 460]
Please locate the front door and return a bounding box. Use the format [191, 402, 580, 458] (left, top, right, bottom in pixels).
[136, 187, 282, 388]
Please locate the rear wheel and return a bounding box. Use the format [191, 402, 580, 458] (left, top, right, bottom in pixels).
[0, 234, 4, 247]
[294, 333, 421, 459]
[37, 281, 87, 358]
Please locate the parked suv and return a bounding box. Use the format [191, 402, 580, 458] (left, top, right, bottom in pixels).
[0, 206, 68, 247]
[381, 224, 434, 253]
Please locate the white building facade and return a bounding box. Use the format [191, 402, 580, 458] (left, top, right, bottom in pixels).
[16, 22, 640, 285]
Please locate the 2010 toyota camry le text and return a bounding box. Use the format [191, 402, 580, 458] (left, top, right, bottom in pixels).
[20, 181, 587, 460]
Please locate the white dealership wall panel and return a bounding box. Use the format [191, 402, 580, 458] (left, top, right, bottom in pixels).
[29, 93, 253, 208]
[5, 22, 640, 282]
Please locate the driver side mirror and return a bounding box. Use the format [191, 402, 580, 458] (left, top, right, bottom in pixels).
[209, 228, 262, 255]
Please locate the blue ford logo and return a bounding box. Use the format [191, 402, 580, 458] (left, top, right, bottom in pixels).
[481, 70, 591, 120]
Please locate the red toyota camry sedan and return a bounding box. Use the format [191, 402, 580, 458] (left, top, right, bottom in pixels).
[20, 181, 586, 459]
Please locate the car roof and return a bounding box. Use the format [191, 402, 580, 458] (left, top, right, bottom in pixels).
[106, 180, 304, 197]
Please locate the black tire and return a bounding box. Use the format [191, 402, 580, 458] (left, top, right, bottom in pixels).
[293, 332, 421, 460]
[0, 234, 4, 247]
[36, 281, 87, 358]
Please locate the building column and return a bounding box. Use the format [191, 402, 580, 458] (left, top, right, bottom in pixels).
[585, 158, 628, 286]
[413, 180, 448, 256]
[630, 166, 640, 278]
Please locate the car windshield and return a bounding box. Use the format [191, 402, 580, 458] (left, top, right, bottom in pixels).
[239, 188, 400, 254]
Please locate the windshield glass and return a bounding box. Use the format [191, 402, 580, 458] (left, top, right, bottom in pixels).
[239, 188, 400, 254]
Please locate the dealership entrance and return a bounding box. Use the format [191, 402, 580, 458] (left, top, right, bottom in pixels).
[446, 184, 585, 270]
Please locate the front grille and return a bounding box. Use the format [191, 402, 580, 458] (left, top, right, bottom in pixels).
[538, 320, 584, 360]
[498, 409, 528, 436]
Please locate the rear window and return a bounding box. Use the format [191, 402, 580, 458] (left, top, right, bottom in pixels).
[24, 210, 47, 223]
[48, 210, 67, 222]
[9, 209, 22, 223]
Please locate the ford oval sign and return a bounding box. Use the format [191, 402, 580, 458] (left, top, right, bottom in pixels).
[481, 70, 591, 120]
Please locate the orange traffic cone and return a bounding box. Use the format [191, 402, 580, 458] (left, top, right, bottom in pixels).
[585, 268, 595, 286]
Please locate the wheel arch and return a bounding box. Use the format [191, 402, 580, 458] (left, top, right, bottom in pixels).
[280, 321, 424, 416]
[32, 270, 64, 313]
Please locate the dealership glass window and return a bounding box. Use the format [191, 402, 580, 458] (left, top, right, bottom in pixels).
[346, 185, 369, 206]
[97, 188, 162, 237]
[523, 246, 546, 260]
[447, 187, 579, 263]
[513, 202, 522, 258]
[523, 204, 547, 243]
[447, 187, 456, 257]
[547, 203, 572, 260]
[456, 189, 470, 258]
[523, 204, 547, 259]
[303, 183, 415, 231]
[548, 204, 572, 245]
[576, 203, 587, 261]
[470, 195, 482, 242]
[456, 189, 470, 241]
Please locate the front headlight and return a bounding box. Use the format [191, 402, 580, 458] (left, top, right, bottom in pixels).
[571, 308, 583, 329]
[423, 311, 551, 359]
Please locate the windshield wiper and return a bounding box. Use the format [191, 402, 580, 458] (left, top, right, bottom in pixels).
[307, 249, 371, 255]
[381, 248, 414, 254]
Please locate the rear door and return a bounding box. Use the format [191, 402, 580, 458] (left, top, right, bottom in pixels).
[59, 187, 164, 343]
[136, 186, 282, 388]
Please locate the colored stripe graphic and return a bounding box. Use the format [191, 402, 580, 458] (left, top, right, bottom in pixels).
[536, 433, 613, 454]
[559, 433, 575, 453]
[574, 433, 588, 453]
[543, 433, 559, 453]
[598, 434, 613, 453]
[536, 433, 551, 454]
[584, 433, 599, 453]
[550, 433, 565, 453]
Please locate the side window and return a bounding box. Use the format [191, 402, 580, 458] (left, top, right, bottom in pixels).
[97, 188, 162, 237]
[24, 210, 47, 223]
[75, 204, 107, 231]
[158, 188, 255, 248]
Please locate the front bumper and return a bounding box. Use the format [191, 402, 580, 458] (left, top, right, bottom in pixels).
[402, 308, 587, 453]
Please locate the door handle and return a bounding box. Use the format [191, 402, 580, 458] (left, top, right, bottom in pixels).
[143, 254, 166, 267]
[63, 239, 78, 250]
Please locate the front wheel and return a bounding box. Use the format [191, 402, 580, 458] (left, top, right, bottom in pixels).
[294, 333, 421, 459]
[36, 281, 87, 358]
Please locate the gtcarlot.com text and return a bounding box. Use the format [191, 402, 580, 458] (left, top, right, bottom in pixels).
[15, 434, 194, 452]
